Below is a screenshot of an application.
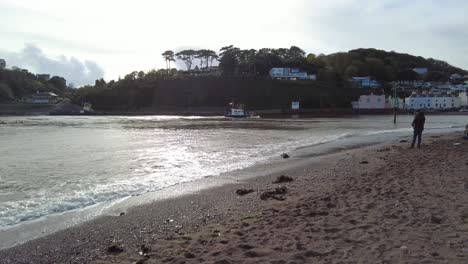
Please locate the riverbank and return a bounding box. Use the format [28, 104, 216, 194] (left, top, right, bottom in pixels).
[2, 102, 468, 117]
[0, 132, 466, 263]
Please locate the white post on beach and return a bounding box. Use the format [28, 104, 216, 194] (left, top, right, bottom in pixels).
[393, 83, 398, 124]
[291, 101, 300, 118]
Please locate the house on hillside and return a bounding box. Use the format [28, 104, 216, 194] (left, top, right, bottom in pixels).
[413, 68, 428, 76]
[350, 77, 380, 88]
[26, 92, 59, 104]
[450, 73, 462, 81]
[269, 68, 315, 80]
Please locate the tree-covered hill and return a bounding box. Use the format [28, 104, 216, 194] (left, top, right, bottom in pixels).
[318, 48, 467, 82]
[166, 46, 467, 82]
[72, 77, 351, 111]
[0, 62, 68, 102]
[3, 47, 466, 110]
[71, 47, 467, 111]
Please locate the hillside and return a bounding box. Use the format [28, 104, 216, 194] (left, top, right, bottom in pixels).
[72, 47, 467, 111]
[0, 65, 69, 102]
[318, 48, 467, 82]
[3, 47, 466, 110]
[72, 77, 353, 111]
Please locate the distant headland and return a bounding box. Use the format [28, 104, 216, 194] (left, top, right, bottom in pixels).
[1, 47, 467, 115]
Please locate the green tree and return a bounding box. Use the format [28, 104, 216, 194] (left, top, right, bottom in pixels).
[306, 53, 316, 63]
[137, 71, 145, 80]
[254, 48, 282, 75]
[162, 50, 175, 74]
[95, 78, 107, 88]
[37, 74, 50, 82]
[146, 69, 167, 80]
[0, 82, 13, 101]
[344, 65, 359, 78]
[49, 76, 67, 91]
[424, 71, 446, 82]
[397, 69, 419, 82]
[365, 57, 388, 81]
[219, 45, 240, 76]
[272, 48, 289, 60]
[124, 71, 138, 81]
[196, 49, 217, 71]
[176, 50, 197, 71]
[287, 46, 306, 59]
[238, 49, 257, 75]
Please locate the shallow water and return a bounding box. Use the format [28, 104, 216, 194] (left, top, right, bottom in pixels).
[0, 115, 465, 228]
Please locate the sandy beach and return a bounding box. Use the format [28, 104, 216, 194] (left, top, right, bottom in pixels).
[0, 132, 467, 264]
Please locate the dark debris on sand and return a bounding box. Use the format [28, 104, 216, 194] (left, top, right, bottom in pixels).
[107, 244, 124, 254]
[260, 186, 288, 201]
[273, 175, 294, 184]
[236, 189, 255, 196]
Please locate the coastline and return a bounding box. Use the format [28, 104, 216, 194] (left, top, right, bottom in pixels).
[2, 101, 468, 117]
[0, 133, 387, 251]
[1, 131, 467, 263]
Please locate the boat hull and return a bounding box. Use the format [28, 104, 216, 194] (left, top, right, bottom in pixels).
[224, 114, 250, 118]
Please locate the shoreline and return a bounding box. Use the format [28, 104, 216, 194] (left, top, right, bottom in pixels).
[0, 132, 389, 250]
[2, 102, 468, 117]
[1, 132, 466, 263]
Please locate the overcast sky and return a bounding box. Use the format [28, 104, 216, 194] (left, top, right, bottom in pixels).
[1, 0, 467, 86]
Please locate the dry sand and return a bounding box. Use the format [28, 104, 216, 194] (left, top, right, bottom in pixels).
[1, 133, 467, 263]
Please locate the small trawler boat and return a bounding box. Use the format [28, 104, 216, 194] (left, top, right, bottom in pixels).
[225, 108, 250, 118]
[224, 102, 260, 118]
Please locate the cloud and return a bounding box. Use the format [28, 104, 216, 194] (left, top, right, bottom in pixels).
[0, 44, 104, 86]
[298, 0, 468, 69]
[1, 0, 467, 79]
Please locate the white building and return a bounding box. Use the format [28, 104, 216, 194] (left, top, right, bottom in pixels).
[26, 92, 59, 104]
[351, 77, 380, 88]
[413, 68, 428, 76]
[450, 73, 462, 80]
[431, 95, 460, 109]
[406, 93, 461, 110]
[406, 95, 433, 110]
[458, 92, 467, 107]
[352, 94, 387, 109]
[269, 68, 315, 80]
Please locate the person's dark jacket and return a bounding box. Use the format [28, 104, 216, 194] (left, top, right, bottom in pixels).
[412, 113, 426, 131]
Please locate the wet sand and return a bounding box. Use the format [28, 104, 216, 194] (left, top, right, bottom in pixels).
[1, 133, 467, 263]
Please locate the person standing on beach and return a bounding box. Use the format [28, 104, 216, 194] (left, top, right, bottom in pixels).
[410, 110, 426, 148]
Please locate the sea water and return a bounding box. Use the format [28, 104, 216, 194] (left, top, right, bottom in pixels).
[0, 115, 465, 239]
